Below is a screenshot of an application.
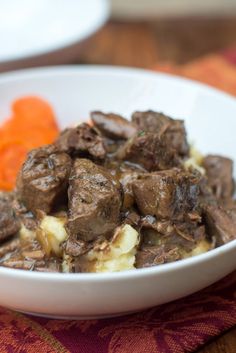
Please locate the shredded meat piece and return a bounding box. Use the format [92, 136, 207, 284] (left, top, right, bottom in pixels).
[56, 123, 106, 160]
[91, 111, 136, 140]
[136, 245, 181, 268]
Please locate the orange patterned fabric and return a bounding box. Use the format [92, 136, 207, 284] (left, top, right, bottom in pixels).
[0, 53, 236, 353]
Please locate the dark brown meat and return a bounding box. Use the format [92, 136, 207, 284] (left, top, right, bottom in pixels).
[221, 199, 236, 213]
[122, 210, 141, 230]
[66, 159, 122, 241]
[1, 257, 62, 272]
[132, 111, 189, 156]
[140, 215, 206, 252]
[0, 238, 20, 258]
[56, 123, 106, 160]
[12, 198, 38, 230]
[34, 259, 62, 273]
[64, 237, 91, 257]
[91, 111, 136, 140]
[136, 245, 181, 268]
[17, 145, 72, 215]
[105, 159, 146, 209]
[132, 169, 200, 221]
[0, 193, 20, 243]
[203, 155, 234, 200]
[199, 176, 217, 206]
[117, 131, 180, 171]
[203, 204, 236, 245]
[119, 171, 143, 209]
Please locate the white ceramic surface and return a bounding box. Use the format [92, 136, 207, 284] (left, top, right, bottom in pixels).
[0, 66, 235, 319]
[0, 0, 109, 71]
[111, 0, 236, 19]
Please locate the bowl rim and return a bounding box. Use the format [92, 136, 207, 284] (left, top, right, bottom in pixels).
[0, 63, 236, 101]
[0, 64, 235, 281]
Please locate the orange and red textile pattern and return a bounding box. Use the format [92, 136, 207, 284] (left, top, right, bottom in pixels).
[1, 52, 236, 353]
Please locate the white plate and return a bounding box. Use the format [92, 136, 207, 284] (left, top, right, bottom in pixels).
[0, 0, 109, 70]
[0, 66, 235, 319]
[111, 0, 236, 19]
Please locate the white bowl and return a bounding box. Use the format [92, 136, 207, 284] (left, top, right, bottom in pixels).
[0, 0, 109, 71]
[0, 66, 235, 319]
[111, 0, 236, 19]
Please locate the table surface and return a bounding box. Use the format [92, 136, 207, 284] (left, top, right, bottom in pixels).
[78, 19, 236, 353]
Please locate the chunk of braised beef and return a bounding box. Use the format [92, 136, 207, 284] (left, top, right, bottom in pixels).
[202, 155, 234, 200]
[132, 111, 189, 157]
[132, 169, 200, 221]
[91, 111, 136, 140]
[56, 123, 106, 160]
[17, 145, 72, 215]
[117, 131, 180, 171]
[203, 204, 236, 245]
[66, 159, 122, 242]
[0, 193, 20, 243]
[136, 244, 181, 268]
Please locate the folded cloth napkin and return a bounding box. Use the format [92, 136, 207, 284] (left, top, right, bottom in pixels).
[1, 53, 236, 353]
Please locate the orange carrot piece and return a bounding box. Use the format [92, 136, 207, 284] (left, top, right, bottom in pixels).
[0, 96, 60, 190]
[0, 141, 28, 190]
[12, 96, 58, 129]
[0, 96, 60, 144]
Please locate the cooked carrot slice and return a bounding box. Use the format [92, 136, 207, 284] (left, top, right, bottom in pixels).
[0, 180, 13, 191]
[12, 96, 58, 129]
[0, 96, 60, 190]
[0, 141, 29, 190]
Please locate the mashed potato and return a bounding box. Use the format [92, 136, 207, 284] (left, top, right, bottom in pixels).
[184, 145, 205, 175]
[36, 215, 140, 273]
[62, 224, 140, 273]
[19, 224, 36, 241]
[37, 215, 67, 256]
[86, 224, 140, 272]
[33, 213, 210, 273]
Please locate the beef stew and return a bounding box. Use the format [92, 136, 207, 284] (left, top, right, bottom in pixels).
[0, 110, 235, 273]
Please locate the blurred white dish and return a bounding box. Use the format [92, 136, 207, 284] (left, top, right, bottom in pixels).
[0, 0, 109, 71]
[111, 0, 236, 19]
[0, 66, 235, 319]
